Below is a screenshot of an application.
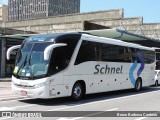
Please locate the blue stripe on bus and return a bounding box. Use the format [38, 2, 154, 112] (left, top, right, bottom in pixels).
[137, 51, 145, 77]
[129, 60, 137, 86]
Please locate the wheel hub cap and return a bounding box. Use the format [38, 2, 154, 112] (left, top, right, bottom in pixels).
[74, 86, 81, 97]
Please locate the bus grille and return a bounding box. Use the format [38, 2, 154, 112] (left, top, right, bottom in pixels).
[14, 84, 34, 89]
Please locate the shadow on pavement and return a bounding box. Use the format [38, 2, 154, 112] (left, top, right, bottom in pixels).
[19, 86, 160, 106]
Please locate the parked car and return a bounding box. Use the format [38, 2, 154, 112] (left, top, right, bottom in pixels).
[155, 70, 160, 86]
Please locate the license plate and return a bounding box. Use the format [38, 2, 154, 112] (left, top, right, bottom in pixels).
[20, 90, 27, 95]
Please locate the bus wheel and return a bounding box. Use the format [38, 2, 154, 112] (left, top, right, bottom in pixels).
[155, 80, 158, 86]
[72, 82, 84, 101]
[135, 78, 142, 91]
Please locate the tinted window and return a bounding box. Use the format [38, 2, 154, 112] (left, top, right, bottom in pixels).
[131, 48, 137, 62]
[75, 41, 97, 65]
[101, 44, 131, 62]
[156, 53, 160, 60]
[56, 36, 79, 62]
[131, 49, 155, 64]
[75, 40, 155, 65]
[48, 38, 79, 75]
[143, 50, 155, 64]
[156, 61, 160, 70]
[48, 47, 67, 75]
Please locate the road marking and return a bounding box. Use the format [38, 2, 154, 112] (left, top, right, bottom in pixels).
[0, 95, 25, 97]
[0, 107, 15, 111]
[0, 104, 33, 111]
[135, 117, 146, 120]
[0, 94, 16, 96]
[0, 96, 26, 101]
[0, 87, 159, 120]
[57, 108, 119, 120]
[0, 88, 158, 120]
[47, 89, 160, 111]
[0, 105, 33, 120]
[134, 111, 160, 120]
[0, 117, 12, 120]
[0, 98, 30, 103]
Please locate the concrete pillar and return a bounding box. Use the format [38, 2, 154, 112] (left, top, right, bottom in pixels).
[1, 37, 6, 77]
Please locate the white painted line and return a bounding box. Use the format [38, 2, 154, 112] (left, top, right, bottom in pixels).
[0, 107, 15, 111]
[0, 94, 26, 98]
[0, 117, 12, 120]
[0, 94, 17, 96]
[57, 108, 119, 120]
[48, 89, 160, 111]
[0, 104, 33, 111]
[0, 87, 158, 120]
[0, 96, 26, 101]
[0, 105, 34, 120]
[135, 117, 147, 120]
[0, 97, 30, 103]
[134, 111, 160, 120]
[12, 104, 33, 109]
[58, 118, 70, 120]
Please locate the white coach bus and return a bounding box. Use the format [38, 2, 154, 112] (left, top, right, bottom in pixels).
[7, 33, 155, 100]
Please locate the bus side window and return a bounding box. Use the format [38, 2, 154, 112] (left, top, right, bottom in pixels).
[101, 44, 132, 63]
[48, 47, 67, 75]
[75, 41, 97, 65]
[75, 41, 90, 65]
[131, 48, 137, 62]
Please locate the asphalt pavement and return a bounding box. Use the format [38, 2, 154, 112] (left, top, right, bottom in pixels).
[0, 78, 26, 101]
[0, 86, 160, 120]
[0, 78, 160, 120]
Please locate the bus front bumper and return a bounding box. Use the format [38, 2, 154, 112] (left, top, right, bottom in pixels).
[11, 83, 50, 98]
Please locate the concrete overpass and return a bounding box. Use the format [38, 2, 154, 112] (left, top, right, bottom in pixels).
[0, 8, 160, 39]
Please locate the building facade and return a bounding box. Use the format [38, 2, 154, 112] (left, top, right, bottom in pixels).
[0, 4, 8, 22]
[8, 0, 80, 21]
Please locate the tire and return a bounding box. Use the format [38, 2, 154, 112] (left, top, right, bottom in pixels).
[71, 82, 84, 101]
[135, 78, 142, 91]
[155, 80, 158, 87]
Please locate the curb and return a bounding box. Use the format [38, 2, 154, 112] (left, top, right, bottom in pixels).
[0, 94, 27, 101]
[0, 80, 11, 82]
[0, 78, 11, 82]
[0, 96, 27, 101]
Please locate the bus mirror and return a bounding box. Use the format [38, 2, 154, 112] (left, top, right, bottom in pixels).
[6, 45, 21, 60]
[44, 43, 67, 60]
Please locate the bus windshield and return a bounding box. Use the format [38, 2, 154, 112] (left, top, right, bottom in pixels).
[12, 34, 80, 79]
[14, 42, 53, 78]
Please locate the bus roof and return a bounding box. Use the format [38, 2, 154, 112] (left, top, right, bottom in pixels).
[81, 33, 155, 51]
[85, 29, 154, 41]
[84, 29, 160, 48]
[12, 31, 154, 51]
[25, 33, 81, 42]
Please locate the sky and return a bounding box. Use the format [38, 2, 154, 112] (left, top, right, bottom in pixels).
[1, 0, 160, 23]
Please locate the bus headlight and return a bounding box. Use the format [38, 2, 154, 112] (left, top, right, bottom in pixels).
[34, 81, 51, 89]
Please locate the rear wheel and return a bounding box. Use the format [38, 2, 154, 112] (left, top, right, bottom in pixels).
[71, 82, 84, 101]
[135, 78, 142, 91]
[155, 80, 158, 86]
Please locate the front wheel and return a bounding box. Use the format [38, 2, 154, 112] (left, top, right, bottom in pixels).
[135, 78, 142, 91]
[71, 82, 84, 101]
